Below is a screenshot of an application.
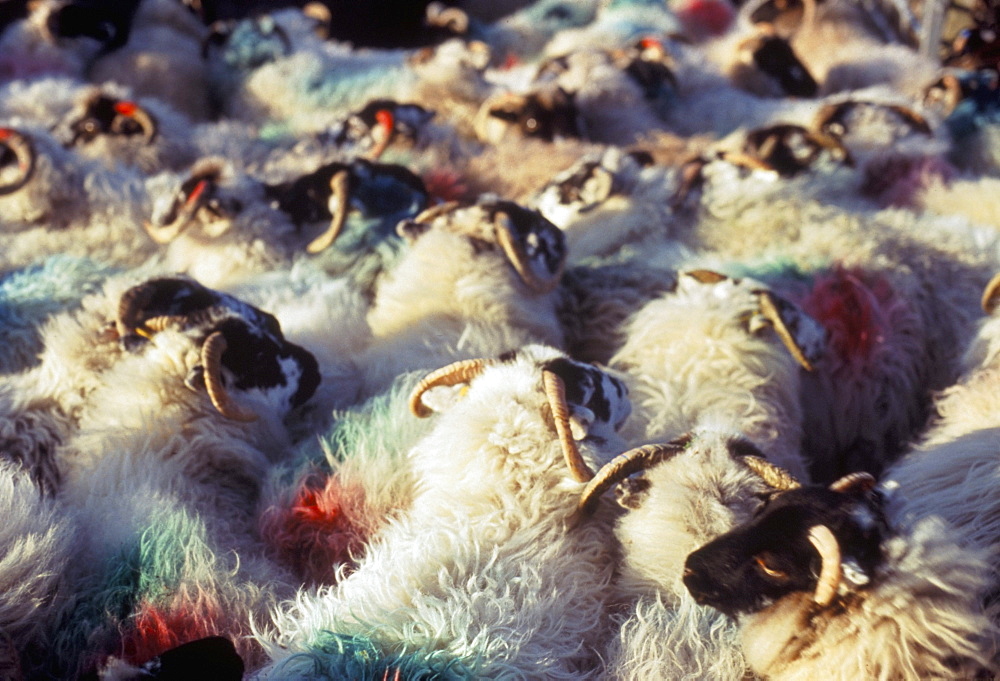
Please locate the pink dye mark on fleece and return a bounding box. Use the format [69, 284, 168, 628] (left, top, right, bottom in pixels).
[799, 266, 899, 367]
[260, 472, 371, 586]
[861, 154, 957, 208]
[423, 167, 470, 204]
[121, 592, 225, 666]
[676, 0, 735, 39]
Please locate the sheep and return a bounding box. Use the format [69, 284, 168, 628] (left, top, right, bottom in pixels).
[574, 430, 802, 680]
[682, 462, 1000, 680]
[530, 146, 689, 263]
[666, 282, 1000, 680]
[142, 154, 429, 290]
[253, 343, 632, 679]
[357, 196, 570, 398]
[85, 0, 215, 122]
[608, 268, 826, 481]
[208, 19, 494, 137]
[21, 273, 323, 677]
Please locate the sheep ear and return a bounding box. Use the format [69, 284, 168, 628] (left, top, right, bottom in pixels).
[614, 475, 650, 510]
[753, 290, 826, 371]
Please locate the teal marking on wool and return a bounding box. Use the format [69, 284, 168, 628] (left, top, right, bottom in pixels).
[0, 255, 118, 373]
[46, 506, 215, 676]
[720, 257, 829, 286]
[271, 631, 476, 680]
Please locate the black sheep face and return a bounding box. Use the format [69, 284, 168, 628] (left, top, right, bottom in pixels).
[188, 316, 321, 415]
[683, 485, 886, 619]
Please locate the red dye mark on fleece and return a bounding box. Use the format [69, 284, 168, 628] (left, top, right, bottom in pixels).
[799, 267, 897, 366]
[260, 473, 371, 586]
[114, 100, 139, 117]
[121, 595, 225, 666]
[676, 0, 735, 39]
[861, 154, 957, 207]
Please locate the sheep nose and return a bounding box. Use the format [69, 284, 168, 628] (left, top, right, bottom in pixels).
[682, 566, 713, 605]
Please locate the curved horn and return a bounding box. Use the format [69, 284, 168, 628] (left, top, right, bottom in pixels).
[111, 100, 158, 145]
[116, 279, 161, 337]
[578, 441, 689, 514]
[494, 211, 564, 293]
[542, 369, 594, 483]
[719, 150, 777, 174]
[808, 524, 842, 607]
[306, 169, 350, 254]
[302, 1, 332, 39]
[408, 358, 494, 417]
[426, 2, 469, 34]
[0, 128, 36, 196]
[757, 290, 817, 371]
[981, 273, 1000, 315]
[740, 454, 802, 491]
[829, 471, 877, 494]
[201, 331, 258, 422]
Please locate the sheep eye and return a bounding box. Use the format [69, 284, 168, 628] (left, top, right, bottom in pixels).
[754, 553, 788, 580]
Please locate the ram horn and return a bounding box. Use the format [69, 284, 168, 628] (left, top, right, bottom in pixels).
[426, 2, 469, 34]
[116, 280, 162, 337]
[201, 331, 258, 422]
[756, 290, 817, 371]
[111, 99, 158, 145]
[808, 524, 842, 607]
[408, 358, 494, 417]
[981, 272, 1000, 315]
[494, 210, 564, 293]
[828, 471, 877, 494]
[578, 440, 691, 514]
[143, 176, 213, 244]
[542, 369, 594, 484]
[740, 454, 802, 491]
[0, 128, 36, 196]
[719, 150, 778, 174]
[302, 1, 332, 39]
[306, 168, 350, 254]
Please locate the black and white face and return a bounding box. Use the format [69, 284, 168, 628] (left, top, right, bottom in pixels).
[195, 316, 321, 415]
[541, 355, 631, 437]
[682, 486, 884, 619]
[533, 159, 616, 228]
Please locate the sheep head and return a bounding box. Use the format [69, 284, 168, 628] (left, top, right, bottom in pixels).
[682, 471, 883, 619]
[264, 158, 428, 254]
[329, 99, 435, 160]
[396, 197, 567, 294]
[475, 86, 582, 144]
[532, 149, 654, 228]
[114, 275, 320, 421]
[814, 100, 932, 141]
[408, 346, 630, 483]
[144, 160, 242, 244]
[0, 127, 36, 197]
[735, 31, 817, 98]
[678, 269, 827, 371]
[64, 91, 158, 147]
[42, 0, 136, 53]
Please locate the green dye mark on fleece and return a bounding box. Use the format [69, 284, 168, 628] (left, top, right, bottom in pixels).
[271, 631, 477, 681]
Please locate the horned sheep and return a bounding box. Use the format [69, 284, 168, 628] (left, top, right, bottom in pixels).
[253, 344, 631, 679]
